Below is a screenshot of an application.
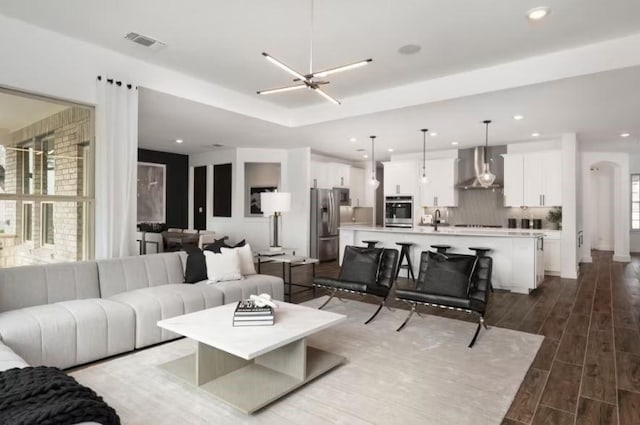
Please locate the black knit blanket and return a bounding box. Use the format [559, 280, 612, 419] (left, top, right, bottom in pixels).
[0, 366, 120, 425]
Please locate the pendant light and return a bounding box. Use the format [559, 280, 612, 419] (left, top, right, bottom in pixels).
[477, 120, 496, 188]
[419, 128, 430, 184]
[369, 135, 380, 189]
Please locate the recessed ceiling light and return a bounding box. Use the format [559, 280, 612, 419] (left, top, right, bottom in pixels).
[175, 139, 184, 144]
[387, 148, 394, 152]
[531, 132, 540, 137]
[451, 141, 459, 145]
[621, 133, 631, 138]
[363, 154, 369, 159]
[430, 132, 438, 137]
[527, 6, 550, 21]
[513, 115, 524, 121]
[349, 137, 357, 142]
[398, 44, 422, 55]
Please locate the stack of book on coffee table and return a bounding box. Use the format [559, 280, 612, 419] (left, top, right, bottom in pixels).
[232, 299, 274, 326]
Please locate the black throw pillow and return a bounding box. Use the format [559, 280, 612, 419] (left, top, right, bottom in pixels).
[339, 246, 383, 285]
[417, 251, 478, 298]
[203, 238, 245, 254]
[183, 245, 207, 283]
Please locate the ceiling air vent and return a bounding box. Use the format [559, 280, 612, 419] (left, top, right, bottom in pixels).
[124, 32, 166, 50]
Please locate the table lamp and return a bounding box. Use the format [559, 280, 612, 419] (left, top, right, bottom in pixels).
[260, 191, 291, 251]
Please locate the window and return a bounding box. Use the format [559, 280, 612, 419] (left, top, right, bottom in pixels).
[0, 88, 94, 267]
[22, 202, 33, 242]
[41, 202, 54, 245]
[632, 174, 640, 230]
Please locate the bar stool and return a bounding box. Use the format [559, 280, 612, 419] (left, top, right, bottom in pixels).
[469, 247, 491, 257]
[395, 242, 416, 281]
[469, 247, 494, 292]
[430, 244, 451, 254]
[362, 240, 379, 248]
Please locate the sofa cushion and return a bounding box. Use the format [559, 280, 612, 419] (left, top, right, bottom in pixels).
[199, 274, 284, 304]
[0, 299, 135, 369]
[108, 284, 225, 349]
[0, 340, 28, 371]
[0, 261, 100, 313]
[97, 252, 184, 298]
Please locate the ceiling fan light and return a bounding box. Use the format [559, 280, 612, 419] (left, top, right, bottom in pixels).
[313, 59, 372, 78]
[257, 84, 307, 95]
[262, 53, 308, 81]
[314, 88, 341, 105]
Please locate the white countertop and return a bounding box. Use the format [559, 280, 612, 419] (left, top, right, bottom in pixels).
[339, 226, 545, 238]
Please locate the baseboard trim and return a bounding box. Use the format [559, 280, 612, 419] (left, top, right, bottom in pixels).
[613, 255, 631, 262]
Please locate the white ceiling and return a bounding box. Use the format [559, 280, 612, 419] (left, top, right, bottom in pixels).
[0, 91, 68, 132]
[2, 0, 640, 108]
[3, 0, 640, 157]
[139, 65, 640, 159]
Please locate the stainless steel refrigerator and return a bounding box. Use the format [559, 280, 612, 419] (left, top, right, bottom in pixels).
[310, 188, 340, 261]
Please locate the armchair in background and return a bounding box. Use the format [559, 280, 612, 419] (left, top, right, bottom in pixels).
[313, 246, 399, 324]
[395, 251, 493, 348]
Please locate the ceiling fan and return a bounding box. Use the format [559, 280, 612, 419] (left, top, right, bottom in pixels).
[257, 0, 372, 105]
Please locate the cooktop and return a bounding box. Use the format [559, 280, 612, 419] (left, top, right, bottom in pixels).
[454, 224, 504, 228]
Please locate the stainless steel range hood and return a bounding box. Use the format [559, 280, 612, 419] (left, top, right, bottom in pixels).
[455, 145, 506, 189]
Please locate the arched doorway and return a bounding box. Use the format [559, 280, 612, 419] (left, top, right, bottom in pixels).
[581, 154, 630, 263]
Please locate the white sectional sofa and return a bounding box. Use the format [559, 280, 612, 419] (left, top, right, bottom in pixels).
[0, 251, 284, 371]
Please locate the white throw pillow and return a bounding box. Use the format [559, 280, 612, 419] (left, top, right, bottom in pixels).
[220, 244, 257, 276]
[204, 249, 243, 283]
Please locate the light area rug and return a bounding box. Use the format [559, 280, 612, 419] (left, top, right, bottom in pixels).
[70, 297, 543, 425]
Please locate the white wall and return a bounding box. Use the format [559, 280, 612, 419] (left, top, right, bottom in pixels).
[629, 154, 640, 252]
[580, 152, 630, 262]
[590, 165, 615, 250]
[560, 134, 578, 279]
[189, 147, 311, 254]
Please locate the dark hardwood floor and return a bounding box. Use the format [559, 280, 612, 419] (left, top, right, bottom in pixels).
[259, 250, 640, 425]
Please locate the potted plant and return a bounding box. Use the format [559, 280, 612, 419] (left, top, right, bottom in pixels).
[546, 207, 562, 230]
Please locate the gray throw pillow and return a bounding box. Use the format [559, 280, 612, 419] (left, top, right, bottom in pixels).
[339, 246, 383, 285]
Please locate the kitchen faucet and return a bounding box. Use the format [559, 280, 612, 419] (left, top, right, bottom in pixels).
[434, 209, 441, 232]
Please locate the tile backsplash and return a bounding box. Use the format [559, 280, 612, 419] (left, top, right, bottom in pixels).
[422, 189, 557, 229]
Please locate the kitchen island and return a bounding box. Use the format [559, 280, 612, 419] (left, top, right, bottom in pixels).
[340, 226, 545, 294]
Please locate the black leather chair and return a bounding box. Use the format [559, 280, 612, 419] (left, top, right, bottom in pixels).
[395, 251, 493, 347]
[313, 245, 399, 324]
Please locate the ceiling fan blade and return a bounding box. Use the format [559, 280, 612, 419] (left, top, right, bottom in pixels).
[257, 84, 307, 95]
[311, 58, 372, 78]
[313, 88, 341, 105]
[262, 52, 308, 82]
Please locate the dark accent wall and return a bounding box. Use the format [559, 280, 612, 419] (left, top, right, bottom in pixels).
[138, 149, 189, 228]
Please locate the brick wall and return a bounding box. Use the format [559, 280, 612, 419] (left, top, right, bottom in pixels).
[2, 107, 91, 266]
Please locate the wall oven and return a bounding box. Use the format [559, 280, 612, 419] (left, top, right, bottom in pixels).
[384, 196, 413, 228]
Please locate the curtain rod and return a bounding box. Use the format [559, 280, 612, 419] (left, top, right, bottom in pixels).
[96, 75, 137, 90]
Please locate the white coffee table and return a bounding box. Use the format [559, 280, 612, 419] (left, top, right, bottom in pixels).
[157, 301, 346, 414]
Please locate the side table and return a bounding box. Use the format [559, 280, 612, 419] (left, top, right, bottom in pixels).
[256, 251, 319, 301]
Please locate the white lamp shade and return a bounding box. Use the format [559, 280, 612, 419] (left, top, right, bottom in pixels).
[260, 192, 291, 216]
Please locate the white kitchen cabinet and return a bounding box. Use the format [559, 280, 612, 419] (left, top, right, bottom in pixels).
[383, 161, 419, 196]
[349, 167, 370, 207]
[503, 151, 562, 207]
[310, 161, 351, 189]
[542, 230, 562, 275]
[329, 163, 351, 188]
[503, 153, 524, 206]
[419, 158, 459, 207]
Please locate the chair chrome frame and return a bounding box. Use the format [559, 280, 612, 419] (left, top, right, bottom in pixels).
[395, 299, 489, 348]
[314, 284, 394, 324]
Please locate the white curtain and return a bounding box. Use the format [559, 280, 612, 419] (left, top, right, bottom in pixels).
[95, 77, 138, 259]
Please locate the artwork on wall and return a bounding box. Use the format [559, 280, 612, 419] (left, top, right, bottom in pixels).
[137, 162, 166, 223]
[250, 186, 277, 215]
